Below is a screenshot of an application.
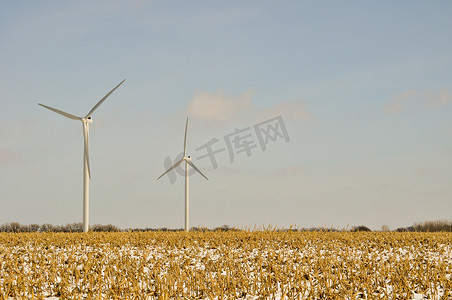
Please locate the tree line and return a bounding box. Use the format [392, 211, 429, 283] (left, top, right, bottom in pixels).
[0, 222, 120, 233]
[0, 220, 451, 233]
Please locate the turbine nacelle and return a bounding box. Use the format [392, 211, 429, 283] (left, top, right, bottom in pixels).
[82, 117, 93, 124]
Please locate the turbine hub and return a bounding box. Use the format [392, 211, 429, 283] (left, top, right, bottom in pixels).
[83, 117, 93, 124]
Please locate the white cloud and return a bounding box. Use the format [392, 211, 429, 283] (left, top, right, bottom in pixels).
[384, 90, 416, 114]
[255, 100, 311, 122]
[278, 164, 307, 176]
[384, 89, 451, 114]
[186, 90, 253, 122]
[185, 90, 311, 126]
[0, 149, 20, 166]
[414, 168, 441, 177]
[0, 118, 37, 140]
[424, 89, 452, 108]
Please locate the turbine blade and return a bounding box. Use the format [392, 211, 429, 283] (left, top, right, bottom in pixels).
[83, 123, 91, 179]
[85, 79, 126, 118]
[183, 117, 188, 157]
[187, 160, 208, 180]
[157, 158, 184, 180]
[38, 103, 81, 120]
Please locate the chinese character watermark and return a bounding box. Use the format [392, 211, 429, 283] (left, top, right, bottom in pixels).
[254, 116, 290, 151]
[162, 115, 290, 184]
[224, 127, 257, 163]
[195, 138, 225, 169]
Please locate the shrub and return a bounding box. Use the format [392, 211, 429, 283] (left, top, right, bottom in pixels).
[351, 225, 371, 232]
[413, 220, 452, 232]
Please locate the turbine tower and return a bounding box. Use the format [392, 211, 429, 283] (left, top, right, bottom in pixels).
[38, 79, 125, 232]
[158, 117, 208, 231]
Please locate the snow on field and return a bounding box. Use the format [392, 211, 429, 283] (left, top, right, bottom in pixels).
[0, 232, 451, 299]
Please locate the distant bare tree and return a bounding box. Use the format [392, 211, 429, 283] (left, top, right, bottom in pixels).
[413, 220, 452, 232]
[91, 224, 121, 232]
[29, 224, 40, 232]
[69, 223, 83, 232]
[381, 225, 390, 232]
[41, 224, 55, 232]
[10, 222, 21, 233]
[351, 226, 371, 232]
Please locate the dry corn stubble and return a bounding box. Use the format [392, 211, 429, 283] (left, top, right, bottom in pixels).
[0, 231, 451, 299]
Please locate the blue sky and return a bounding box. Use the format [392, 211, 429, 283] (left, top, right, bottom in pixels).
[1, 1, 451, 230]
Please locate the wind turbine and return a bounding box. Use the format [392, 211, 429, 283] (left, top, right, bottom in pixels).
[158, 117, 208, 231]
[38, 79, 125, 233]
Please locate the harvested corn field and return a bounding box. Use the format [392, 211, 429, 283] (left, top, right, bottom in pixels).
[0, 231, 451, 299]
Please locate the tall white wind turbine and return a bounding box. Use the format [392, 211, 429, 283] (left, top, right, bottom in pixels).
[38, 79, 125, 232]
[158, 117, 208, 231]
